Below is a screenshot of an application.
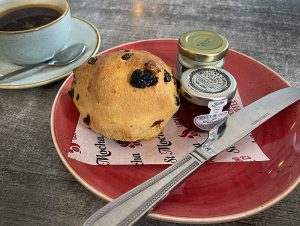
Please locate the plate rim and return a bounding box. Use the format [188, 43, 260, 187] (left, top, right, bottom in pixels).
[50, 39, 299, 224]
[0, 16, 101, 89]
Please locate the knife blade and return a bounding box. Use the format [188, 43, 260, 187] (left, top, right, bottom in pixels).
[84, 87, 300, 226]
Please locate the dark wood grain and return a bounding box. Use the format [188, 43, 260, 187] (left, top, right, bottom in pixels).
[0, 0, 299, 225]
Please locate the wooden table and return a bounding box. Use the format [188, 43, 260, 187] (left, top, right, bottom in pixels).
[0, 0, 299, 225]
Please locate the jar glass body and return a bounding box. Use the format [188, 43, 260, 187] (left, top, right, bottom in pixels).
[177, 94, 231, 132]
[176, 54, 225, 80]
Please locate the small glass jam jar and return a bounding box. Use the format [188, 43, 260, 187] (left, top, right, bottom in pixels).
[177, 66, 237, 132]
[176, 30, 229, 80]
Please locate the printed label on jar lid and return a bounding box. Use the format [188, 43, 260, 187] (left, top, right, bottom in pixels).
[188, 68, 231, 94]
[193, 99, 228, 131]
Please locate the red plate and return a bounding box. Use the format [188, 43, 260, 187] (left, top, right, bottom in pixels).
[51, 39, 300, 224]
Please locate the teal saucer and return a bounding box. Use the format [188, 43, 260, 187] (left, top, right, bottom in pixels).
[0, 17, 101, 89]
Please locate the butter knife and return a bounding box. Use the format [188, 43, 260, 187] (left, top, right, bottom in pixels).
[84, 87, 300, 226]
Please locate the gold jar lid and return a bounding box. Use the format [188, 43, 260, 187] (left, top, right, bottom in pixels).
[178, 30, 229, 63]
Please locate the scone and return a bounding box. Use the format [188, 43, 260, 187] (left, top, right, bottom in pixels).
[70, 50, 180, 141]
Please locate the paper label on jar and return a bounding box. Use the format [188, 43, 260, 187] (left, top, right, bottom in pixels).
[193, 99, 228, 131]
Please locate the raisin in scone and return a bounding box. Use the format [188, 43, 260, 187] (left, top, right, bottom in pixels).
[70, 50, 180, 141]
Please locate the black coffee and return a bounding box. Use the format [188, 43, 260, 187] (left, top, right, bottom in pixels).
[0, 6, 62, 31]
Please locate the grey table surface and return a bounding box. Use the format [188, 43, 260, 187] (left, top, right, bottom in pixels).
[0, 0, 299, 225]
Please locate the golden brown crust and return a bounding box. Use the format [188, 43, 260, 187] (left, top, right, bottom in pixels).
[71, 50, 179, 141]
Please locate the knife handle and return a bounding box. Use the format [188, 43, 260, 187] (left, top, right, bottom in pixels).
[84, 150, 209, 226]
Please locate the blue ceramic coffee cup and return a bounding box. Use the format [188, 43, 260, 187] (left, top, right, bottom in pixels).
[0, 0, 71, 65]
